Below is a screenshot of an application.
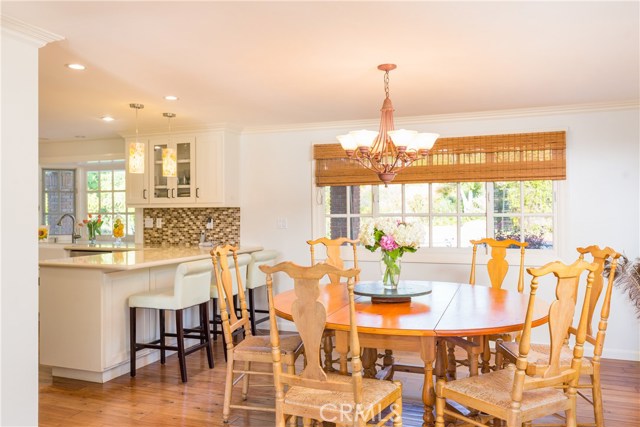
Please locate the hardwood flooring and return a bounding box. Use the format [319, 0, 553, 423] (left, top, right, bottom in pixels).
[39, 339, 640, 426]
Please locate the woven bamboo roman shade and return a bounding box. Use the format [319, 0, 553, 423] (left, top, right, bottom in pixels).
[314, 131, 566, 186]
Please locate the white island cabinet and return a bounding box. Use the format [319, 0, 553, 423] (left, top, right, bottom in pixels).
[39, 246, 261, 383]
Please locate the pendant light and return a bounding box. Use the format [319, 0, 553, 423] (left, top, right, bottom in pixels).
[128, 103, 145, 174]
[162, 112, 177, 177]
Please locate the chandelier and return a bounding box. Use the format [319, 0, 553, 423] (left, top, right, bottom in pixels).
[337, 64, 439, 186]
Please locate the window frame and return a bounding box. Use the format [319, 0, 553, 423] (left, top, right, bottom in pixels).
[312, 180, 561, 266]
[80, 162, 135, 242]
[41, 168, 77, 236]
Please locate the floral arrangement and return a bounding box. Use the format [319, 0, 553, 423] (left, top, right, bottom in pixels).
[358, 218, 423, 286]
[38, 225, 49, 241]
[113, 217, 124, 238]
[78, 214, 103, 241]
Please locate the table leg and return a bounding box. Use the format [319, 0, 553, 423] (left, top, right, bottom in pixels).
[334, 331, 349, 375]
[362, 348, 378, 378]
[419, 336, 436, 427]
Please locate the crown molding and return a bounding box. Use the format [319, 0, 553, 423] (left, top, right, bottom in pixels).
[242, 100, 640, 135]
[1, 15, 64, 47]
[118, 123, 243, 139]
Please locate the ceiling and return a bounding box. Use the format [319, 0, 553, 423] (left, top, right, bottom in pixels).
[3, 1, 639, 142]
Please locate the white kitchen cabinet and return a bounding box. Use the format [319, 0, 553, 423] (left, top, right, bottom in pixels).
[125, 130, 239, 207]
[124, 137, 150, 205]
[149, 134, 196, 204]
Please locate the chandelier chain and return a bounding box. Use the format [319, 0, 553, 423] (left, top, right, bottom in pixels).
[384, 71, 390, 99]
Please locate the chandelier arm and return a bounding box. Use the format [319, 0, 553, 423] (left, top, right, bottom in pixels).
[352, 150, 386, 174]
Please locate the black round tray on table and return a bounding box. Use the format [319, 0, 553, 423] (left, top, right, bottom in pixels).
[353, 280, 433, 303]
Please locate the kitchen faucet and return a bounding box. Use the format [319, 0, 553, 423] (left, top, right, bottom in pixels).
[57, 214, 81, 244]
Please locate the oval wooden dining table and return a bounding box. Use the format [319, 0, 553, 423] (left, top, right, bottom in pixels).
[273, 280, 549, 427]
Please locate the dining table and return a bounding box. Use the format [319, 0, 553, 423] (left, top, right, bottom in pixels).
[272, 279, 549, 427]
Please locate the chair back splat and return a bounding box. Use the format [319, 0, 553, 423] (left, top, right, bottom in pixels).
[307, 237, 360, 284]
[470, 238, 528, 291]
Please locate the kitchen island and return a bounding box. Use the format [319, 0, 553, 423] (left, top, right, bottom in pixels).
[39, 246, 262, 383]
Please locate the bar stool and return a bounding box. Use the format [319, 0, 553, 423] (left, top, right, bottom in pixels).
[129, 259, 214, 383]
[211, 253, 251, 356]
[245, 249, 278, 336]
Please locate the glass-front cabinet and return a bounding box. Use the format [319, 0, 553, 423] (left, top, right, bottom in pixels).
[149, 135, 196, 204]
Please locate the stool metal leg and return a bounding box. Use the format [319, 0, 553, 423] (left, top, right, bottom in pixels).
[176, 309, 187, 382]
[159, 309, 166, 364]
[130, 307, 137, 377]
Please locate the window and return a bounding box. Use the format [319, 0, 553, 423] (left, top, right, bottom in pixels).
[86, 169, 135, 237]
[323, 180, 555, 249]
[42, 169, 76, 235]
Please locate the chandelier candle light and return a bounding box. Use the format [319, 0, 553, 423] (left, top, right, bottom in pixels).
[337, 64, 439, 186]
[358, 218, 423, 288]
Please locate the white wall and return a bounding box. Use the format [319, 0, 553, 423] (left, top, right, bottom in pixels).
[240, 105, 640, 361]
[39, 137, 124, 165]
[1, 28, 47, 426]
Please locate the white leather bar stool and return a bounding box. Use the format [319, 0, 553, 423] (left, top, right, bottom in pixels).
[211, 253, 251, 357]
[129, 259, 214, 383]
[245, 249, 278, 335]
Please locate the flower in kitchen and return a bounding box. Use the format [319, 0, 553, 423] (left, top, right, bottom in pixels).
[38, 226, 49, 241]
[78, 214, 103, 238]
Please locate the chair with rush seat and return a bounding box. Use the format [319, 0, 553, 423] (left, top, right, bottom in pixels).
[261, 261, 403, 427]
[435, 258, 599, 427]
[212, 245, 304, 424]
[495, 245, 621, 427]
[129, 259, 214, 383]
[245, 250, 279, 335]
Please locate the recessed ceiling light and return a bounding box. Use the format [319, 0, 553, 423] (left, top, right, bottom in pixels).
[164, 95, 179, 101]
[101, 116, 115, 122]
[66, 63, 86, 70]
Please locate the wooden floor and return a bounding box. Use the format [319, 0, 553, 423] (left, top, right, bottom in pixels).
[39, 339, 640, 426]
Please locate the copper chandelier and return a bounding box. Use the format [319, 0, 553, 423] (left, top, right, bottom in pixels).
[337, 64, 439, 186]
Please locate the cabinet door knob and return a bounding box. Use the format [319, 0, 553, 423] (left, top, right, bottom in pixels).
[196, 188, 200, 198]
[143, 189, 147, 200]
[171, 188, 176, 198]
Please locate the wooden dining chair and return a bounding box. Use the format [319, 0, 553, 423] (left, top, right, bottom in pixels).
[436, 257, 599, 427]
[261, 261, 403, 427]
[495, 245, 621, 427]
[211, 245, 304, 424]
[445, 237, 529, 378]
[307, 237, 360, 372]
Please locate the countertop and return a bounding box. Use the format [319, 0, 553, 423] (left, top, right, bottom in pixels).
[38, 245, 264, 271]
[39, 242, 143, 252]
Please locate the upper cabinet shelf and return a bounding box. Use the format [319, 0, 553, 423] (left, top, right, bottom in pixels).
[125, 130, 240, 208]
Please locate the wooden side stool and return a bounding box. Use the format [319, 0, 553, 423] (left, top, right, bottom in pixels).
[129, 259, 214, 383]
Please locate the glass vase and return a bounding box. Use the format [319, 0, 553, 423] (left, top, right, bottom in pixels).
[88, 227, 97, 245]
[380, 251, 401, 289]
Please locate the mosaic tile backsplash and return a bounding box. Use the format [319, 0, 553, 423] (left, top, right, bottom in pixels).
[143, 207, 240, 246]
